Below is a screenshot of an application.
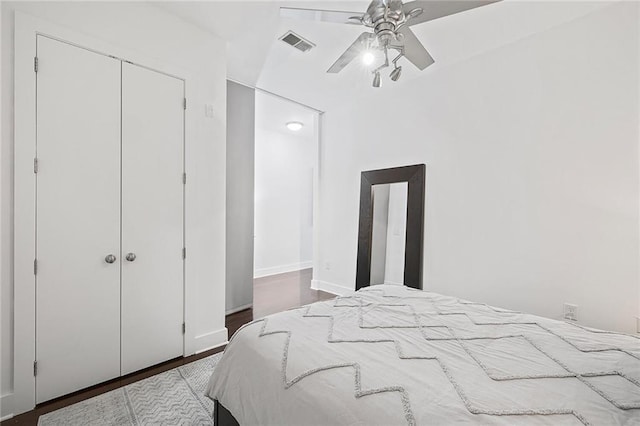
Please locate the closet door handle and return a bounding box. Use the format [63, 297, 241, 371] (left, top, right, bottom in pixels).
[125, 252, 136, 262]
[105, 254, 117, 264]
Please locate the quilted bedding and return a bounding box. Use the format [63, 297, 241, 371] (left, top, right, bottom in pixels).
[206, 285, 639, 425]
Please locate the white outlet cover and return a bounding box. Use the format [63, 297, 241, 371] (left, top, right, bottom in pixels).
[563, 303, 578, 321]
[204, 104, 214, 118]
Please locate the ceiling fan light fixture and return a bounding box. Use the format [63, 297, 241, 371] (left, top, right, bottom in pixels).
[390, 65, 402, 82]
[372, 72, 381, 88]
[362, 51, 376, 66]
[282, 0, 501, 82]
[286, 121, 304, 131]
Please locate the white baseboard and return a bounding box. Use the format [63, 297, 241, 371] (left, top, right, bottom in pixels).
[254, 261, 313, 279]
[384, 280, 403, 286]
[311, 279, 354, 296]
[225, 303, 253, 316]
[1, 392, 14, 421]
[194, 328, 228, 354]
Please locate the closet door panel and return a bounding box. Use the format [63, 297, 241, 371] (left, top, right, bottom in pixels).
[36, 36, 121, 403]
[121, 63, 184, 375]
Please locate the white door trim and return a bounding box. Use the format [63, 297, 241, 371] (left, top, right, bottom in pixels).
[13, 12, 197, 415]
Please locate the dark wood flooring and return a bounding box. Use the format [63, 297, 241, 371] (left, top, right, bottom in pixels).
[226, 268, 333, 337]
[2, 268, 333, 425]
[253, 268, 334, 319]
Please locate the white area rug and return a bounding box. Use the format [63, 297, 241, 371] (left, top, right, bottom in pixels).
[38, 353, 223, 426]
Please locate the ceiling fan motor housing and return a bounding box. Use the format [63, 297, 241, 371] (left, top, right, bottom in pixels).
[374, 21, 397, 45]
[366, 0, 408, 46]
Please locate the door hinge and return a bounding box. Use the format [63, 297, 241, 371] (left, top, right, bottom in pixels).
[182, 247, 186, 260]
[183, 98, 187, 110]
[182, 323, 186, 334]
[34, 158, 39, 174]
[34, 259, 38, 275]
[34, 57, 38, 73]
[182, 173, 186, 185]
[33, 361, 38, 376]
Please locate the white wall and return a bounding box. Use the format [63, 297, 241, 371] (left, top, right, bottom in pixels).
[254, 93, 316, 277]
[314, 2, 639, 334]
[226, 81, 255, 313]
[1, 2, 227, 417]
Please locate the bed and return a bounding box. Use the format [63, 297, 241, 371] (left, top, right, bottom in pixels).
[206, 284, 640, 425]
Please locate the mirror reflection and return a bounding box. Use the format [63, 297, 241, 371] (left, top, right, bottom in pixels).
[370, 182, 408, 285]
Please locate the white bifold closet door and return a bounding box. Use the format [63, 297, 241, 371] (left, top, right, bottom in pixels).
[36, 37, 185, 402]
[36, 36, 122, 403]
[120, 63, 184, 375]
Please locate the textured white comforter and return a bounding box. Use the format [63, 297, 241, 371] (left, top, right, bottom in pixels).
[206, 285, 640, 425]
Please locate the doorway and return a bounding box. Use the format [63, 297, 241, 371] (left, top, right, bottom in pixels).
[252, 91, 321, 317]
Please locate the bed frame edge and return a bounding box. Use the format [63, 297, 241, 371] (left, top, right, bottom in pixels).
[214, 399, 241, 426]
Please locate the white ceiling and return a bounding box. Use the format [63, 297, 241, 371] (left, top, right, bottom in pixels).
[254, 90, 318, 139]
[156, 0, 614, 111]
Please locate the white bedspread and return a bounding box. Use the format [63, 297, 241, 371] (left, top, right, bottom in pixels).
[206, 285, 640, 425]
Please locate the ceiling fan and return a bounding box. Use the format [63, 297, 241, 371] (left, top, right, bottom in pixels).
[281, 0, 500, 86]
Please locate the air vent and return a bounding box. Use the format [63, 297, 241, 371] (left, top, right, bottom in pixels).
[279, 31, 315, 53]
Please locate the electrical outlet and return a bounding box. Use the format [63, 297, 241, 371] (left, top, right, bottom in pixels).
[204, 104, 214, 118]
[563, 303, 578, 321]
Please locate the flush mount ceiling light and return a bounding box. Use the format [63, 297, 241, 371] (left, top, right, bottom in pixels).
[286, 121, 304, 131]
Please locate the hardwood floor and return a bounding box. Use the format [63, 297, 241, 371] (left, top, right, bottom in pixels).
[2, 268, 333, 425]
[227, 268, 333, 337]
[253, 268, 334, 319]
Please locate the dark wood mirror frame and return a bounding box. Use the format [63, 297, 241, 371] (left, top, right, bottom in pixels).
[356, 164, 425, 290]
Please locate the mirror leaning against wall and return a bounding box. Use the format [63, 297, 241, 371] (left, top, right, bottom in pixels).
[370, 182, 408, 285]
[356, 164, 426, 290]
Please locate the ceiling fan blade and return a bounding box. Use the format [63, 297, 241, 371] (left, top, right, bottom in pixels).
[280, 7, 365, 25]
[402, 1, 501, 26]
[327, 32, 375, 74]
[396, 26, 434, 70]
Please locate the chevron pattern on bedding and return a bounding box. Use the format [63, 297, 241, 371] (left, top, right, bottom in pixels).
[208, 285, 640, 426]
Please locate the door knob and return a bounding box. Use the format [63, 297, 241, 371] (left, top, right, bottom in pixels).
[125, 252, 136, 262]
[105, 254, 117, 264]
